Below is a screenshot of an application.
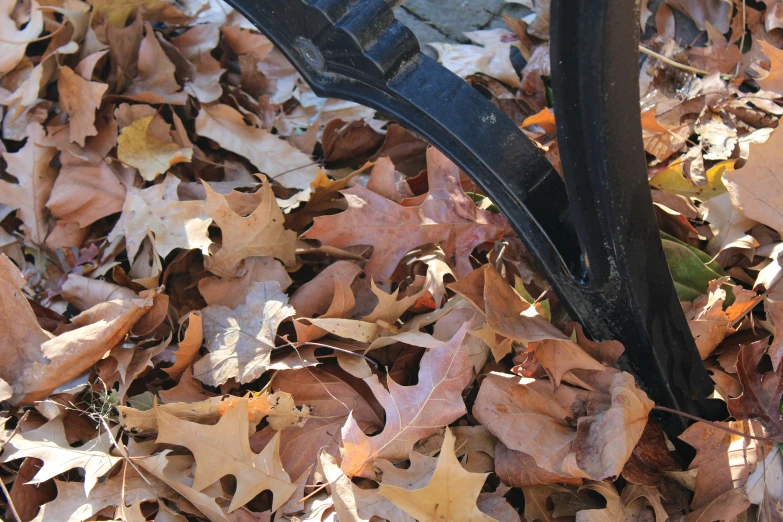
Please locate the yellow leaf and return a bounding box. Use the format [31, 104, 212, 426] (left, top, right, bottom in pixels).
[649, 160, 734, 199]
[118, 115, 192, 181]
[378, 427, 497, 521]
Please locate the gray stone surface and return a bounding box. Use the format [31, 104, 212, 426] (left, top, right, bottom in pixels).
[396, 0, 532, 45]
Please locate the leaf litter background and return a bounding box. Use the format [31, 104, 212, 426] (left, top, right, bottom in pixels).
[0, 0, 783, 521]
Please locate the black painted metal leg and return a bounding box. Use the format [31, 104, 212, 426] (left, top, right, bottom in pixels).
[221, 0, 721, 439]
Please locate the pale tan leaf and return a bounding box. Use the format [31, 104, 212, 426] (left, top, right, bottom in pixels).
[724, 127, 783, 237]
[31, 464, 171, 522]
[378, 427, 497, 522]
[0, 418, 119, 495]
[195, 104, 319, 189]
[193, 281, 294, 386]
[138, 452, 229, 522]
[574, 481, 624, 522]
[203, 179, 297, 277]
[0, 0, 43, 75]
[155, 398, 296, 512]
[340, 325, 473, 478]
[320, 451, 413, 522]
[108, 174, 212, 261]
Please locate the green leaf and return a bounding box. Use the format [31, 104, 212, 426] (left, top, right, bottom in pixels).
[661, 232, 731, 302]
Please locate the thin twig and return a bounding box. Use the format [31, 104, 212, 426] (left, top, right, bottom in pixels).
[653, 405, 773, 441]
[638, 45, 734, 81]
[0, 411, 30, 522]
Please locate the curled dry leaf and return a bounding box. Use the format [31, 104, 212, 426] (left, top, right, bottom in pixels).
[0, 0, 43, 76]
[155, 398, 296, 513]
[304, 148, 512, 279]
[340, 324, 473, 478]
[560, 372, 654, 481]
[0, 255, 158, 404]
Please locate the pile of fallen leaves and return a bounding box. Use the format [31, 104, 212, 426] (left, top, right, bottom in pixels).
[0, 0, 782, 520]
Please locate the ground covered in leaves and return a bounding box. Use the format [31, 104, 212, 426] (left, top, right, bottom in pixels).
[1, 0, 783, 521]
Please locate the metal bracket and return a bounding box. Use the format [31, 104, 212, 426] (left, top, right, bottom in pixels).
[221, 0, 723, 440]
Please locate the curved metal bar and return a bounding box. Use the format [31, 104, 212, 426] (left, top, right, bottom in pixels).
[222, 0, 721, 437]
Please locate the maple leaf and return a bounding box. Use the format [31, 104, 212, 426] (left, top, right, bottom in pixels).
[758, 40, 783, 96]
[679, 419, 768, 511]
[303, 148, 512, 279]
[0, 123, 57, 244]
[202, 179, 297, 277]
[0, 0, 43, 76]
[378, 427, 497, 522]
[117, 114, 192, 181]
[57, 64, 108, 147]
[0, 418, 120, 495]
[727, 339, 783, 441]
[340, 324, 473, 478]
[46, 153, 126, 228]
[195, 103, 320, 190]
[723, 127, 783, 237]
[155, 398, 296, 512]
[108, 174, 212, 261]
[192, 281, 294, 386]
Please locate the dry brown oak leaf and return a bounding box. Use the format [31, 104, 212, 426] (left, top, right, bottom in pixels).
[193, 281, 295, 387]
[303, 147, 512, 279]
[340, 323, 473, 478]
[57, 60, 109, 147]
[378, 427, 497, 522]
[0, 417, 119, 496]
[202, 178, 297, 278]
[0, 123, 57, 245]
[0, 255, 157, 404]
[727, 338, 783, 441]
[155, 398, 296, 513]
[31, 464, 171, 522]
[108, 173, 212, 262]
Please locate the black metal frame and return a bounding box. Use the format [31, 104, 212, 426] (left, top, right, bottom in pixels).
[221, 0, 722, 439]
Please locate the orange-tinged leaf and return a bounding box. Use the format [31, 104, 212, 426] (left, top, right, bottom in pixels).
[522, 108, 556, 135]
